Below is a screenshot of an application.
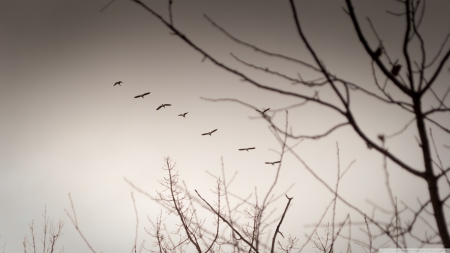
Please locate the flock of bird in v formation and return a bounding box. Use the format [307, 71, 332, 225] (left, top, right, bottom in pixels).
[113, 81, 281, 166]
[117, 48, 398, 165]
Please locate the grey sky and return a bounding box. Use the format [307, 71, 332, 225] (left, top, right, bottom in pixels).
[1, 0, 450, 252]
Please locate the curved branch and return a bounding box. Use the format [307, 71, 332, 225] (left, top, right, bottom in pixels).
[291, 122, 349, 140]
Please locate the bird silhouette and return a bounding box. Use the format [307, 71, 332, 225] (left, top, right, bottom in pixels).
[202, 129, 217, 136]
[114, 81, 123, 86]
[256, 108, 270, 114]
[238, 147, 255, 151]
[391, 64, 401, 76]
[156, 104, 171, 110]
[134, 92, 150, 98]
[374, 47, 382, 59]
[178, 112, 188, 117]
[265, 161, 281, 165]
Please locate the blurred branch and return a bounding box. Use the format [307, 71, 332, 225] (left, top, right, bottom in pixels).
[64, 193, 97, 253]
[230, 53, 324, 86]
[203, 14, 319, 73]
[131, 192, 139, 253]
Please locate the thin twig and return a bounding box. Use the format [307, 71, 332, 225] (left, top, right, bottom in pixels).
[131, 192, 139, 253]
[64, 193, 97, 253]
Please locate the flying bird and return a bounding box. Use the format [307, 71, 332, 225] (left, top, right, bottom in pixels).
[134, 92, 150, 98]
[256, 108, 270, 114]
[178, 112, 188, 118]
[114, 81, 123, 86]
[202, 129, 217, 136]
[265, 161, 281, 165]
[391, 64, 402, 76]
[156, 104, 171, 110]
[238, 147, 255, 151]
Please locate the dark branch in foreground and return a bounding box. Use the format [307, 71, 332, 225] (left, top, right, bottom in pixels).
[271, 195, 293, 253]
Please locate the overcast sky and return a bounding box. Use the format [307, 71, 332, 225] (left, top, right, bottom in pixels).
[1, 0, 450, 252]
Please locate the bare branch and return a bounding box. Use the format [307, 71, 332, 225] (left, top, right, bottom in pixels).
[203, 15, 319, 72]
[195, 189, 259, 252]
[99, 0, 117, 12]
[230, 53, 325, 87]
[425, 32, 450, 68]
[131, 192, 139, 253]
[168, 0, 173, 25]
[64, 193, 97, 253]
[271, 195, 293, 253]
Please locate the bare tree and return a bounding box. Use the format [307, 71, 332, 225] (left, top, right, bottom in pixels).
[23, 207, 66, 253]
[124, 0, 450, 250]
[126, 155, 294, 253]
[142, 157, 221, 253]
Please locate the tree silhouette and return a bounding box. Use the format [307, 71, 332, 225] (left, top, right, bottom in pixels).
[125, 154, 294, 253]
[127, 0, 450, 250]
